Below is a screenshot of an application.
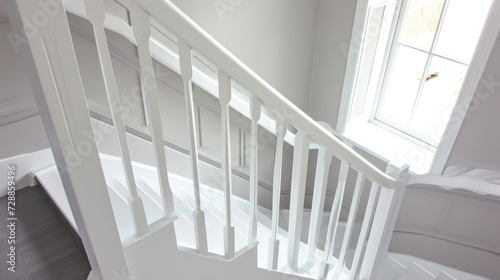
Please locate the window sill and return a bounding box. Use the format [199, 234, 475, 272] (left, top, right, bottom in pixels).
[342, 121, 435, 174]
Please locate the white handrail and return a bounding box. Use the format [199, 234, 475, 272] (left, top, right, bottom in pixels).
[135, 0, 397, 189]
[408, 173, 500, 197]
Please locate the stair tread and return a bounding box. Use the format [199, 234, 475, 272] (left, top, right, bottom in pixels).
[398, 263, 436, 280]
[436, 272, 457, 280]
[94, 154, 357, 278]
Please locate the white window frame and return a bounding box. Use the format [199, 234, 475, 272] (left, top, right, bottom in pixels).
[338, 0, 500, 174]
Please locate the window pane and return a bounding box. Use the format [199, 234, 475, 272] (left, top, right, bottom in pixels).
[435, 0, 492, 62]
[410, 56, 467, 145]
[377, 46, 428, 126]
[400, 0, 445, 50]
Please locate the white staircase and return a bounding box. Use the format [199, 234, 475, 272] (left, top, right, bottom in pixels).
[35, 153, 351, 279]
[377, 253, 490, 280]
[35, 155, 497, 280]
[443, 166, 500, 185]
[398, 263, 436, 280]
[7, 0, 499, 279]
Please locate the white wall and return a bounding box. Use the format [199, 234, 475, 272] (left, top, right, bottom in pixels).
[0, 21, 54, 189]
[0, 19, 57, 194]
[0, 21, 32, 101]
[0, 114, 49, 160]
[307, 0, 358, 126]
[446, 33, 500, 172]
[170, 0, 320, 112]
[0, 114, 54, 195]
[0, 21, 38, 128]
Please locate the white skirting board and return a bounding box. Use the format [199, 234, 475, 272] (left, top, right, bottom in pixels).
[0, 148, 55, 197]
[35, 165, 79, 233]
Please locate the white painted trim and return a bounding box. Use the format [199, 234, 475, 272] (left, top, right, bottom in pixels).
[431, 0, 500, 174]
[0, 149, 54, 196]
[394, 185, 500, 257]
[337, 0, 370, 133]
[8, 0, 130, 276]
[340, 0, 500, 176]
[394, 229, 500, 257]
[0, 95, 39, 127]
[86, 270, 99, 280]
[68, 20, 259, 143]
[408, 173, 500, 197]
[368, 0, 404, 123]
[343, 121, 434, 174]
[338, 0, 399, 132]
[387, 253, 493, 280]
[36, 164, 79, 232]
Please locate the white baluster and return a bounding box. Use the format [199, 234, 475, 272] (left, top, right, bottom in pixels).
[287, 130, 310, 270]
[178, 38, 208, 254]
[358, 164, 409, 279]
[334, 172, 366, 278]
[8, 0, 130, 277]
[218, 70, 235, 259]
[267, 117, 287, 270]
[319, 160, 349, 280]
[307, 147, 334, 260]
[248, 96, 261, 245]
[349, 182, 380, 280]
[130, 1, 176, 222]
[85, 0, 149, 237]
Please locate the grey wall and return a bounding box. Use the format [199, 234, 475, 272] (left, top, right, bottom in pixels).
[308, 0, 358, 127]
[170, 0, 320, 112]
[446, 33, 500, 172]
[0, 21, 48, 158]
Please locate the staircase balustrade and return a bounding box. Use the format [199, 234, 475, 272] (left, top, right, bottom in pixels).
[7, 0, 408, 279]
[86, 0, 150, 237]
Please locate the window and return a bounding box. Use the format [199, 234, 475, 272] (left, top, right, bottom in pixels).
[339, 0, 496, 173]
[374, 0, 492, 147]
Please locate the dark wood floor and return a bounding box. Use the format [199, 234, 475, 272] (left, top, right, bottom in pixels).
[0, 185, 91, 280]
